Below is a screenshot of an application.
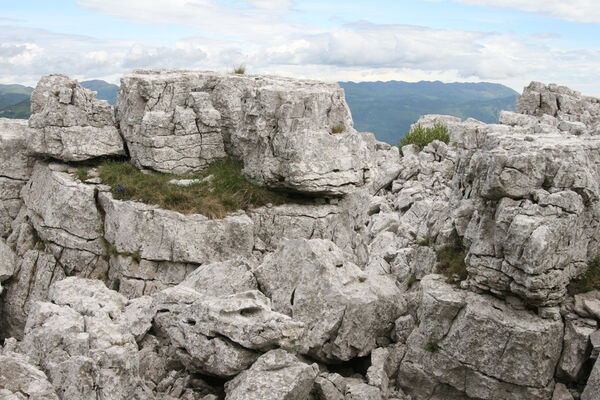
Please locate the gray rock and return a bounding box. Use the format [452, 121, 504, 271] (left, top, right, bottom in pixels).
[0, 238, 15, 293]
[552, 383, 574, 400]
[0, 349, 59, 400]
[100, 191, 254, 264]
[591, 330, 600, 359]
[397, 275, 562, 400]
[314, 373, 385, 400]
[27, 74, 125, 161]
[118, 70, 373, 195]
[224, 349, 319, 400]
[255, 239, 403, 361]
[582, 356, 600, 400]
[557, 317, 596, 380]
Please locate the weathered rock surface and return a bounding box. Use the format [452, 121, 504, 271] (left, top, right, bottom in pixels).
[118, 70, 373, 195]
[397, 275, 563, 400]
[0, 118, 34, 237]
[582, 356, 600, 400]
[100, 191, 254, 264]
[0, 238, 15, 294]
[224, 349, 319, 400]
[255, 238, 403, 361]
[26, 74, 125, 161]
[0, 346, 59, 400]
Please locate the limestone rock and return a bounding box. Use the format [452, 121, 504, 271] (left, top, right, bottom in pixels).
[20, 277, 152, 400]
[314, 373, 385, 400]
[27, 74, 125, 161]
[582, 356, 600, 400]
[557, 317, 596, 381]
[552, 383, 574, 400]
[21, 162, 105, 255]
[0, 349, 59, 400]
[397, 275, 562, 400]
[224, 349, 319, 400]
[100, 191, 254, 264]
[0, 119, 34, 237]
[118, 70, 373, 195]
[0, 237, 15, 292]
[254, 239, 403, 361]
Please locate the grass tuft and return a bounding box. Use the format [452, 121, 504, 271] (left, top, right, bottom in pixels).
[424, 342, 440, 353]
[399, 123, 449, 155]
[436, 240, 467, 283]
[97, 158, 292, 219]
[331, 124, 345, 134]
[75, 169, 89, 182]
[407, 273, 417, 289]
[568, 257, 600, 295]
[233, 64, 246, 74]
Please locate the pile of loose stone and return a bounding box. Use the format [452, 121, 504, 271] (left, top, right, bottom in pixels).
[1, 72, 600, 400]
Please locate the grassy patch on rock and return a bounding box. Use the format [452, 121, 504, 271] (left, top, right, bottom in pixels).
[399, 123, 449, 154]
[568, 257, 600, 295]
[436, 241, 468, 283]
[98, 158, 291, 218]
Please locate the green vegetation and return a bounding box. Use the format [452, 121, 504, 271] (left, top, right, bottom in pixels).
[75, 169, 89, 182]
[339, 80, 518, 144]
[399, 123, 449, 154]
[407, 273, 417, 289]
[568, 257, 600, 294]
[424, 342, 440, 353]
[436, 241, 468, 283]
[112, 278, 121, 291]
[98, 158, 292, 219]
[233, 65, 246, 74]
[331, 124, 346, 134]
[417, 235, 430, 246]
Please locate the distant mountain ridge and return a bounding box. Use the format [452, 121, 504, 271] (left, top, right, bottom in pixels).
[0, 80, 118, 119]
[339, 80, 519, 144]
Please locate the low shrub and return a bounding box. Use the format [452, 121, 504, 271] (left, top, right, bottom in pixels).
[233, 64, 246, 74]
[97, 158, 291, 219]
[331, 124, 345, 134]
[75, 169, 89, 182]
[399, 123, 449, 154]
[424, 342, 440, 353]
[436, 241, 467, 283]
[568, 257, 600, 294]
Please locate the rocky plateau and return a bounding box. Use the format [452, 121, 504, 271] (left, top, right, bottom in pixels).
[1, 72, 600, 399]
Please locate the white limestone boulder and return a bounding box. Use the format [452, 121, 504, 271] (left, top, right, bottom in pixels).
[117, 70, 374, 195]
[224, 349, 319, 400]
[27, 74, 125, 161]
[254, 238, 404, 361]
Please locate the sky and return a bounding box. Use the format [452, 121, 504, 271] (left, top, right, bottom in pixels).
[1, 0, 599, 95]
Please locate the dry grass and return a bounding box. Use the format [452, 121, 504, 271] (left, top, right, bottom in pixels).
[233, 64, 246, 74]
[568, 257, 600, 294]
[436, 241, 468, 283]
[331, 124, 346, 134]
[98, 158, 292, 219]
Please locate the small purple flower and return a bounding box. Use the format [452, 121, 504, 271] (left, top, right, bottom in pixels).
[115, 184, 125, 193]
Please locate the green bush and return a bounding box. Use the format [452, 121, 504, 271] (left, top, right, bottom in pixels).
[568, 257, 600, 294]
[233, 64, 246, 74]
[331, 124, 345, 134]
[399, 123, 449, 154]
[98, 158, 292, 219]
[436, 241, 467, 283]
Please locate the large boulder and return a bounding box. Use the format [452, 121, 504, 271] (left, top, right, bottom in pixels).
[99, 191, 254, 264]
[254, 238, 404, 361]
[224, 349, 319, 400]
[0, 118, 34, 237]
[117, 70, 374, 195]
[397, 275, 563, 400]
[26, 74, 125, 161]
[0, 347, 59, 400]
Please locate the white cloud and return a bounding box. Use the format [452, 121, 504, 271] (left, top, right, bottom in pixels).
[442, 0, 600, 23]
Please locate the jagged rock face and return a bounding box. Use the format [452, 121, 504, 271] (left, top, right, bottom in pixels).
[223, 349, 319, 400]
[397, 275, 563, 400]
[0, 346, 59, 400]
[117, 70, 373, 195]
[517, 81, 600, 129]
[254, 238, 404, 361]
[0, 118, 34, 238]
[26, 74, 125, 161]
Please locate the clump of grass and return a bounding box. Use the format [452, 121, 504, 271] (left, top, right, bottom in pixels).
[424, 342, 440, 353]
[112, 278, 120, 292]
[131, 250, 141, 263]
[233, 64, 246, 74]
[97, 158, 292, 219]
[568, 257, 600, 295]
[358, 276, 367, 283]
[399, 123, 449, 155]
[331, 124, 345, 134]
[407, 273, 417, 289]
[75, 169, 89, 182]
[417, 235, 430, 246]
[436, 241, 467, 283]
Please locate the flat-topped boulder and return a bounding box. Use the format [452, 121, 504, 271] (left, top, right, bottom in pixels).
[26, 74, 125, 161]
[117, 70, 374, 195]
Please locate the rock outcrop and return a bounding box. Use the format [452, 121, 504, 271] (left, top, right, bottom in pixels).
[2, 72, 600, 400]
[26, 74, 125, 161]
[118, 70, 374, 195]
